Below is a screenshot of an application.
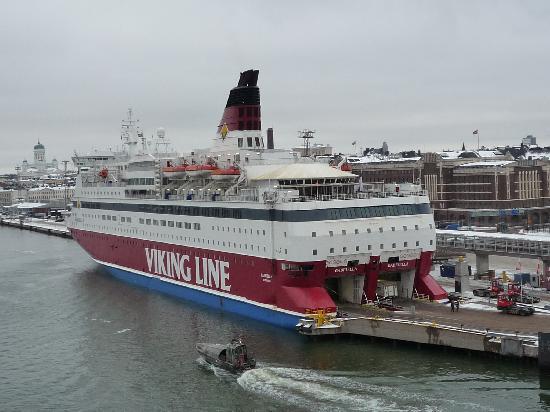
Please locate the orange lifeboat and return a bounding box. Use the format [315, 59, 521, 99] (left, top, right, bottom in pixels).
[162, 165, 188, 178]
[211, 166, 240, 180]
[186, 164, 218, 177]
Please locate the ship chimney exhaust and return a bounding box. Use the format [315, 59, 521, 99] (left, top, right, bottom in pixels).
[267, 127, 274, 149]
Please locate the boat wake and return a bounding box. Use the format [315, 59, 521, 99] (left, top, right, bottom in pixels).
[195, 357, 235, 381]
[237, 367, 490, 412]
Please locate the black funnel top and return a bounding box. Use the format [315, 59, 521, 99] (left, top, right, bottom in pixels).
[226, 70, 260, 108]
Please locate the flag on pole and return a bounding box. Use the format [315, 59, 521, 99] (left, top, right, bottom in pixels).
[473, 129, 479, 135]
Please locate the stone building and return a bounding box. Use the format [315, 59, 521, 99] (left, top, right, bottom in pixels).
[352, 151, 550, 227]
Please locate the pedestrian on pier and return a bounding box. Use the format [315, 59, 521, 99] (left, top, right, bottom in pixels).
[450, 300, 455, 312]
[456, 300, 460, 312]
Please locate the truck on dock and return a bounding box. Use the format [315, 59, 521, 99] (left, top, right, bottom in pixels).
[473, 280, 540, 303]
[496, 294, 535, 316]
[506, 282, 540, 304]
[473, 279, 503, 298]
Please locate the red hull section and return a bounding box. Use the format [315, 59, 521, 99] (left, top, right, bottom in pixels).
[70, 228, 335, 313]
[71, 229, 446, 312]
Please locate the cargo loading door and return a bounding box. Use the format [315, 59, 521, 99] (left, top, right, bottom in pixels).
[324, 275, 365, 304]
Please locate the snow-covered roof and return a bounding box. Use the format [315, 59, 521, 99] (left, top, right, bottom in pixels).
[438, 150, 462, 159]
[7, 202, 47, 209]
[438, 150, 502, 159]
[524, 151, 550, 160]
[477, 150, 501, 157]
[249, 163, 355, 180]
[347, 155, 421, 164]
[457, 160, 516, 168]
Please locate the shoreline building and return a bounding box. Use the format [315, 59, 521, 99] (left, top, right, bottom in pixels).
[18, 140, 60, 177]
[351, 150, 550, 228]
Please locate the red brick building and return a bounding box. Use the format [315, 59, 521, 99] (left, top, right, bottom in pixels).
[352, 152, 550, 227]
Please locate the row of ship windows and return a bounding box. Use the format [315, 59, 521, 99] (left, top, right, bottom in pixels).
[86, 213, 270, 235]
[79, 223, 269, 253]
[278, 239, 434, 256]
[310, 224, 433, 237]
[317, 240, 434, 255]
[83, 213, 432, 240]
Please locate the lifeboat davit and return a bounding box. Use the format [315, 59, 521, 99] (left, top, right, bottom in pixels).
[162, 165, 188, 178]
[186, 164, 218, 177]
[211, 166, 240, 180]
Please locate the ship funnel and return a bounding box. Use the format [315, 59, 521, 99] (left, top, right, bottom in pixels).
[217, 69, 261, 135]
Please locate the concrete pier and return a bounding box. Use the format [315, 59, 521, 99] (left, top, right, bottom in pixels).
[0, 218, 71, 238]
[297, 315, 539, 361]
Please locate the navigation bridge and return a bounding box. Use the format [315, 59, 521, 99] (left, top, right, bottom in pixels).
[436, 229, 550, 280]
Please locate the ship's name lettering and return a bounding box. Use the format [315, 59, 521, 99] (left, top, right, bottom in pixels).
[145, 248, 231, 291]
[333, 267, 357, 273]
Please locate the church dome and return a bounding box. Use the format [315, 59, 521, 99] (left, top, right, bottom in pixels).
[34, 140, 45, 150]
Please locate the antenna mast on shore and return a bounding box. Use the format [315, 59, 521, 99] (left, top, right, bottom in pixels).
[298, 129, 316, 157]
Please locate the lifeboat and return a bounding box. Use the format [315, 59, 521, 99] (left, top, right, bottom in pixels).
[211, 166, 240, 180]
[162, 165, 188, 178]
[186, 164, 218, 177]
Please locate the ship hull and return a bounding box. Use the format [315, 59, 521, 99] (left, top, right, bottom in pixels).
[99, 260, 302, 328]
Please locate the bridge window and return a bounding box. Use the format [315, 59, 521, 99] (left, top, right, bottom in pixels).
[416, 241, 420, 246]
[330, 247, 334, 253]
[313, 249, 317, 256]
[380, 244, 384, 249]
[312, 232, 316, 237]
[403, 226, 407, 231]
[404, 241, 408, 247]
[329, 231, 333, 237]
[415, 225, 419, 230]
[430, 239, 433, 245]
[343, 247, 347, 252]
[392, 243, 396, 248]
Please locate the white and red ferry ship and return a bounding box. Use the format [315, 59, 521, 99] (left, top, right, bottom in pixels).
[67, 70, 446, 328]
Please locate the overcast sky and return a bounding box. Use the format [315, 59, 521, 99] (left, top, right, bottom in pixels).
[1, 0, 549, 173]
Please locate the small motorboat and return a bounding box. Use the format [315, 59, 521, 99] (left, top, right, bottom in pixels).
[196, 338, 256, 373]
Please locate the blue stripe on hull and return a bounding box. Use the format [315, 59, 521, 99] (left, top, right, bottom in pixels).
[103, 265, 301, 329]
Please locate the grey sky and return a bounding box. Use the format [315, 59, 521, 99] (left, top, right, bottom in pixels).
[1, 0, 549, 172]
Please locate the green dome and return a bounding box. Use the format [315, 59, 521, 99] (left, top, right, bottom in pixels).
[34, 140, 44, 150]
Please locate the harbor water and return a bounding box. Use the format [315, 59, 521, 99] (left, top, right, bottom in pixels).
[1, 228, 549, 411]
